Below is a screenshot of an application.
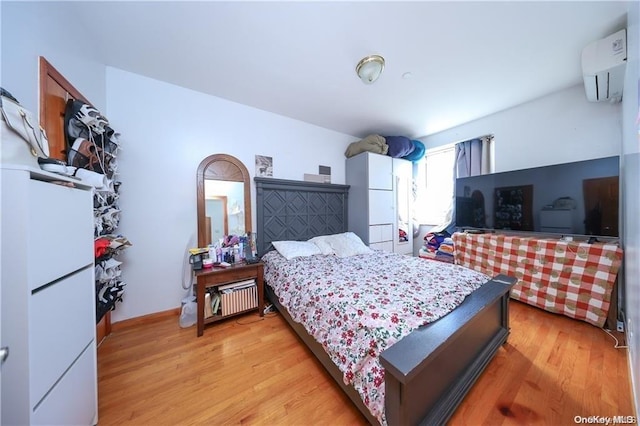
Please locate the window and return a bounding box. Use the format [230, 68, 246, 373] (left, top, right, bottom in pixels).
[417, 144, 456, 225]
[414, 136, 494, 228]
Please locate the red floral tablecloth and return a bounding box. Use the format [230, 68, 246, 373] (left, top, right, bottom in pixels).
[453, 233, 623, 327]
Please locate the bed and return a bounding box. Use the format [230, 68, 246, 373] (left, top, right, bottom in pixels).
[254, 177, 516, 425]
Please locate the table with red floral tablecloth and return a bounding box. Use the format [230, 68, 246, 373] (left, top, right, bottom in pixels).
[453, 232, 623, 327]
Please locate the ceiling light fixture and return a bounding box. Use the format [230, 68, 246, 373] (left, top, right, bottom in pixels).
[356, 54, 385, 84]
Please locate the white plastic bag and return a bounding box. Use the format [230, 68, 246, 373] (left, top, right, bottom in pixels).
[1, 89, 50, 167]
[179, 298, 197, 328]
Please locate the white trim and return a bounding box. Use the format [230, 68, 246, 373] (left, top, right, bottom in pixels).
[425, 142, 455, 155]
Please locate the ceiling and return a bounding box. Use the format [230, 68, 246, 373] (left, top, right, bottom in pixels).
[70, 1, 629, 139]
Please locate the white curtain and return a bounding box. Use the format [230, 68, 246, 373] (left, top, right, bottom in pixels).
[413, 145, 455, 232]
[413, 135, 493, 235]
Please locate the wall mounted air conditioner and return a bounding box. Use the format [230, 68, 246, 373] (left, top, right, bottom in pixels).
[581, 29, 627, 102]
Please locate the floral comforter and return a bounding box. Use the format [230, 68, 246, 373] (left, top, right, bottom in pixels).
[262, 249, 490, 424]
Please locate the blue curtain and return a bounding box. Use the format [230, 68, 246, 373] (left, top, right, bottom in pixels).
[444, 138, 484, 234]
[455, 138, 483, 178]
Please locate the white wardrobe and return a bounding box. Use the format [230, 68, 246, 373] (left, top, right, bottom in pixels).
[346, 152, 413, 255]
[1, 164, 97, 425]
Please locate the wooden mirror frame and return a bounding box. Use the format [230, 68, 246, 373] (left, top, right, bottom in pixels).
[197, 154, 252, 248]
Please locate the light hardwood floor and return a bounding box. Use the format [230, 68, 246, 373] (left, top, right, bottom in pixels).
[97, 300, 635, 425]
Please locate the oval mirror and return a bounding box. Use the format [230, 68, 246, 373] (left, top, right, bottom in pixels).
[197, 154, 251, 248]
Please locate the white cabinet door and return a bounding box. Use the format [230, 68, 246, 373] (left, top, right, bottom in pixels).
[32, 345, 97, 426]
[369, 224, 393, 244]
[369, 190, 394, 225]
[370, 241, 393, 252]
[30, 267, 94, 406]
[367, 154, 393, 190]
[28, 180, 93, 290]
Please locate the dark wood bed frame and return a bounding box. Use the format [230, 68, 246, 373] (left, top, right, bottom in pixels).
[255, 177, 516, 425]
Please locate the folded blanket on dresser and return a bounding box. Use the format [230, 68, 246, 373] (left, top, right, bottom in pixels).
[345, 134, 389, 158]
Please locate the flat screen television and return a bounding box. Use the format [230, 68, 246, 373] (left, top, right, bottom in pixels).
[455, 156, 620, 237]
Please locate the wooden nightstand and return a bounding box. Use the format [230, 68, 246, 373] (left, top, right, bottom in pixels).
[195, 262, 264, 337]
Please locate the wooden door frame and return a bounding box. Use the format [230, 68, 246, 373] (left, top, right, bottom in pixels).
[38, 56, 111, 342]
[38, 56, 91, 160]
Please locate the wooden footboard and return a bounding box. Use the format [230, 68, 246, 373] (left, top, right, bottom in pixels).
[266, 274, 515, 426]
[380, 274, 515, 425]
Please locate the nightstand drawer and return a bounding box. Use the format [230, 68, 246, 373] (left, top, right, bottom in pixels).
[28, 179, 93, 290]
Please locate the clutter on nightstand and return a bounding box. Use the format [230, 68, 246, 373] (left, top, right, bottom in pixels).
[189, 233, 258, 272]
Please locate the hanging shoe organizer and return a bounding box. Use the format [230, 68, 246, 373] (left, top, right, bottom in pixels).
[64, 99, 131, 324]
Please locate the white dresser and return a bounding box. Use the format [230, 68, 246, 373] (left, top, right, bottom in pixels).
[1, 164, 97, 425]
[346, 152, 413, 255]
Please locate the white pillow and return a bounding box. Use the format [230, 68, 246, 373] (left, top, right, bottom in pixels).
[326, 232, 372, 258]
[308, 235, 336, 255]
[272, 240, 322, 260]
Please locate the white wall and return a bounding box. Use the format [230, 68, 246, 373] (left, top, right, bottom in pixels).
[621, 0, 639, 415]
[1, 1, 357, 322]
[415, 84, 623, 250]
[421, 84, 621, 172]
[0, 2, 106, 114]
[105, 68, 355, 321]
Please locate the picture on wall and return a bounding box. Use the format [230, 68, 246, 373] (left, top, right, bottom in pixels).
[255, 155, 273, 177]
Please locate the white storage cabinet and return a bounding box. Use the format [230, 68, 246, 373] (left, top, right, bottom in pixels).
[346, 152, 413, 254]
[1, 165, 97, 425]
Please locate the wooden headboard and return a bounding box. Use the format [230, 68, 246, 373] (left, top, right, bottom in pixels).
[254, 177, 350, 256]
